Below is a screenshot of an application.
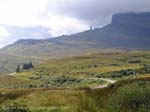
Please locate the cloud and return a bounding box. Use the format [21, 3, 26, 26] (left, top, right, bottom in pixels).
[0, 0, 150, 47]
[45, 14, 88, 36]
[1, 0, 150, 34]
[46, 0, 150, 27]
[0, 26, 10, 37]
[0, 0, 150, 28]
[0, 26, 11, 48]
[0, 0, 48, 27]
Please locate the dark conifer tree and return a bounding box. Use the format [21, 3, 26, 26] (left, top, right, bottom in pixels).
[29, 61, 34, 68]
[23, 61, 34, 70]
[16, 64, 20, 73]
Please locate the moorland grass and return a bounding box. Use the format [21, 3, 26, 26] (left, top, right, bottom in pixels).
[0, 52, 150, 111]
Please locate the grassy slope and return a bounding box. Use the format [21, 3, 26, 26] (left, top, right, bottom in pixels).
[0, 52, 149, 111]
[0, 77, 149, 112]
[0, 52, 124, 88]
[0, 75, 28, 87]
[1, 51, 149, 88]
[17, 52, 142, 76]
[13, 52, 145, 88]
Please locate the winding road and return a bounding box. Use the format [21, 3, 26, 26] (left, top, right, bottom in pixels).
[8, 72, 116, 89]
[86, 77, 116, 89]
[8, 72, 16, 76]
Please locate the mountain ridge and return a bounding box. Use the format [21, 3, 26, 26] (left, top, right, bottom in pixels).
[5, 12, 150, 44]
[0, 12, 150, 73]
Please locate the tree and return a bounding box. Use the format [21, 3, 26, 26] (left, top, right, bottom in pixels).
[23, 62, 34, 70]
[16, 64, 20, 73]
[23, 63, 30, 70]
[29, 61, 34, 68]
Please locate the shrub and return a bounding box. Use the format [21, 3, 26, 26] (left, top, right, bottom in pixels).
[107, 81, 150, 112]
[128, 59, 142, 64]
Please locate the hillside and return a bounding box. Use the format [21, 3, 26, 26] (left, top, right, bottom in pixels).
[9, 52, 150, 88]
[0, 53, 149, 112]
[0, 52, 149, 111]
[0, 12, 150, 73]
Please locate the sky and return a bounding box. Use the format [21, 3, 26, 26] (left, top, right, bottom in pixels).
[0, 0, 150, 47]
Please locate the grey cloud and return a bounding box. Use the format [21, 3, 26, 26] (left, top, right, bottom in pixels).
[47, 0, 150, 27]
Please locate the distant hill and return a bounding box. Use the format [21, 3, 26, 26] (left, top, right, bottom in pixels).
[0, 12, 150, 73]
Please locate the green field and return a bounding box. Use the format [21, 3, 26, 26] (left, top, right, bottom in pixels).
[0, 51, 150, 112]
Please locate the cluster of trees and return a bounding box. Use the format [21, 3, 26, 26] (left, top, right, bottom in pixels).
[23, 62, 34, 70]
[16, 62, 34, 73]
